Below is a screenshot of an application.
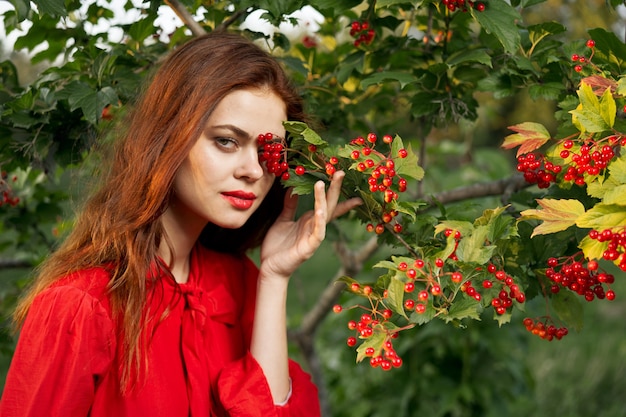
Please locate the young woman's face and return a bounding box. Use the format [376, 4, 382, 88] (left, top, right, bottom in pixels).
[169, 88, 287, 231]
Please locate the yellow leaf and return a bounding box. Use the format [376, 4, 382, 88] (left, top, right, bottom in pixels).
[519, 199, 585, 237]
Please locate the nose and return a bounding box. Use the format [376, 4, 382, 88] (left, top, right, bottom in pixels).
[235, 146, 265, 181]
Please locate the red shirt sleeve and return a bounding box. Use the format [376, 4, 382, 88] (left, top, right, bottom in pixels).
[215, 256, 321, 417]
[0, 284, 116, 417]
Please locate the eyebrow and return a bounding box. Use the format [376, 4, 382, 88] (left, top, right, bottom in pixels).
[210, 124, 253, 141]
[210, 124, 285, 143]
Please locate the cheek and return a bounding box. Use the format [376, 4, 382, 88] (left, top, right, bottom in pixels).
[259, 174, 277, 198]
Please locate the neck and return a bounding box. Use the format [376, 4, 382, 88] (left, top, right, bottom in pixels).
[158, 207, 205, 283]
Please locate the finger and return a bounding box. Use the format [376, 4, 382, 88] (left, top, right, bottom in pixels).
[311, 180, 328, 240]
[324, 170, 345, 222]
[276, 188, 299, 222]
[330, 197, 363, 220]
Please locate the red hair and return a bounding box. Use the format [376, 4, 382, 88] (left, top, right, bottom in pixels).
[14, 30, 306, 391]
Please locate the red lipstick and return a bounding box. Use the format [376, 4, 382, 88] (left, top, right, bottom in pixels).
[222, 191, 257, 210]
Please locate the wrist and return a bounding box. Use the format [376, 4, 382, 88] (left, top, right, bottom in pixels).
[258, 261, 292, 284]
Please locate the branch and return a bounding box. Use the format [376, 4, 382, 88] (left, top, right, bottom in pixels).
[163, 0, 206, 37]
[0, 259, 33, 269]
[425, 174, 529, 207]
[215, 10, 247, 31]
[297, 236, 379, 337]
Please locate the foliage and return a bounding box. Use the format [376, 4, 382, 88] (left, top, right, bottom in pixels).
[1, 0, 625, 415]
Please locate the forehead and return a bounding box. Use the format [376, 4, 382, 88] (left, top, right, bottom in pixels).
[208, 88, 287, 137]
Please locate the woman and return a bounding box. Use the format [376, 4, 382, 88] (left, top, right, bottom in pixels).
[0, 31, 361, 416]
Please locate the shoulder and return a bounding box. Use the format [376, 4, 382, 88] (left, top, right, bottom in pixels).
[35, 266, 113, 316]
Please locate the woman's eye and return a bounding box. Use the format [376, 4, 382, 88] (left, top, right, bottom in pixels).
[215, 137, 238, 150]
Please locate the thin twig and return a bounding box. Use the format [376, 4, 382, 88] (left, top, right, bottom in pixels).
[163, 0, 206, 37]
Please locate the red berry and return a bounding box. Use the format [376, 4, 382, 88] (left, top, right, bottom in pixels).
[586, 39, 595, 48]
[383, 134, 393, 144]
[347, 336, 357, 347]
[294, 165, 306, 175]
[430, 284, 442, 296]
[333, 304, 342, 313]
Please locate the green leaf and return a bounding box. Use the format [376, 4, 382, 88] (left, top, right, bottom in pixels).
[55, 81, 117, 125]
[444, 297, 482, 323]
[355, 330, 386, 363]
[310, 0, 363, 11]
[579, 235, 608, 261]
[128, 15, 157, 43]
[393, 142, 424, 181]
[360, 71, 417, 89]
[446, 49, 492, 68]
[575, 204, 626, 230]
[608, 152, 626, 183]
[551, 290, 583, 332]
[616, 77, 626, 96]
[283, 121, 327, 146]
[599, 87, 616, 128]
[8, 0, 30, 21]
[456, 225, 497, 264]
[528, 82, 565, 101]
[586, 176, 619, 200]
[386, 273, 409, 319]
[587, 28, 626, 73]
[375, 0, 415, 8]
[283, 173, 317, 195]
[472, 0, 522, 54]
[569, 82, 614, 133]
[602, 184, 626, 206]
[527, 21, 567, 48]
[434, 220, 474, 237]
[32, 0, 66, 17]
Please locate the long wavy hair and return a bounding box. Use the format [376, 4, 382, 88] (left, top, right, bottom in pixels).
[13, 30, 306, 391]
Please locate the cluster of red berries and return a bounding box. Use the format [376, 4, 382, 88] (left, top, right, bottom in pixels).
[523, 317, 569, 341]
[480, 264, 526, 314]
[343, 133, 409, 234]
[546, 254, 616, 302]
[559, 139, 617, 184]
[572, 39, 596, 73]
[334, 288, 404, 371]
[516, 153, 559, 188]
[441, 0, 486, 13]
[397, 257, 443, 314]
[0, 172, 20, 207]
[258, 133, 290, 179]
[349, 21, 375, 47]
[588, 228, 626, 271]
[363, 338, 403, 371]
[516, 137, 620, 188]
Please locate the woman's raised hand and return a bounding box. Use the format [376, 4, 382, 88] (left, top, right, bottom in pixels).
[259, 171, 362, 281]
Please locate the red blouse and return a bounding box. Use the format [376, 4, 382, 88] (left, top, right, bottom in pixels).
[0, 244, 320, 417]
